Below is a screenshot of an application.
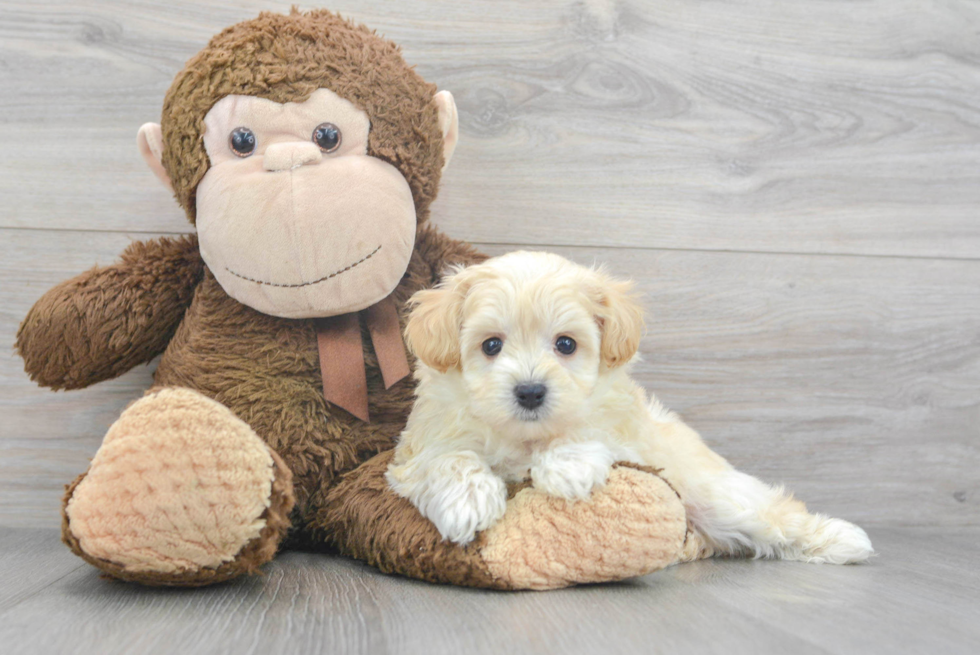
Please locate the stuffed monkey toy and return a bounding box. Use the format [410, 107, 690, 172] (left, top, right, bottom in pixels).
[16, 9, 688, 589]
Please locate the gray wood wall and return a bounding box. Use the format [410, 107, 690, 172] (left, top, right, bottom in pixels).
[1, 0, 977, 529]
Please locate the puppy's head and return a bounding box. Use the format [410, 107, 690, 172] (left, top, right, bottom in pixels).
[404, 251, 644, 435]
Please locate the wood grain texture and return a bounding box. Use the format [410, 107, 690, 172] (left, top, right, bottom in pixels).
[2, 231, 977, 528]
[1, 0, 979, 257]
[1, 1, 978, 647]
[0, 3, 977, 527]
[0, 526, 977, 655]
[0, 528, 85, 612]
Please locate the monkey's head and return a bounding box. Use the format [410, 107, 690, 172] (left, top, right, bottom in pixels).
[137, 9, 459, 319]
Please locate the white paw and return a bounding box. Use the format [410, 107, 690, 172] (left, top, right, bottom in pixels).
[531, 441, 615, 501]
[424, 470, 508, 545]
[804, 518, 875, 564]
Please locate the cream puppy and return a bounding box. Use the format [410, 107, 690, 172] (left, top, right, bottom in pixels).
[386, 251, 873, 565]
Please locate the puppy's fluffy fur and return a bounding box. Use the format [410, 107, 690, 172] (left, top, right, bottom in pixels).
[387, 251, 873, 565]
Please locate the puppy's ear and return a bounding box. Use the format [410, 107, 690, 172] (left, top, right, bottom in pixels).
[591, 271, 645, 369]
[404, 270, 468, 372]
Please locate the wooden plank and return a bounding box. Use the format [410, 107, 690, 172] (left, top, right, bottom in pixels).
[1, 1, 979, 257]
[0, 526, 976, 655]
[0, 528, 84, 611]
[1, 229, 977, 529]
[665, 527, 980, 655]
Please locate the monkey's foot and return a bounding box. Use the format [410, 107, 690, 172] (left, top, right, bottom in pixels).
[62, 387, 294, 586]
[321, 455, 687, 590]
[478, 463, 687, 589]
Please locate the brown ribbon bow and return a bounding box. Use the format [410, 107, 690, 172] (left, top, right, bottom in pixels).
[313, 295, 410, 422]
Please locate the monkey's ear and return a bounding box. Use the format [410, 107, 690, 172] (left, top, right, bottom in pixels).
[137, 123, 173, 192]
[433, 90, 459, 172]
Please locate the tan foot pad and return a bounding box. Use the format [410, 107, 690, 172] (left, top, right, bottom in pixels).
[479, 464, 687, 590]
[65, 388, 278, 575]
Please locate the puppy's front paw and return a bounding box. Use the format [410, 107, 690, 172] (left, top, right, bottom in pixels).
[531, 441, 615, 501]
[426, 470, 508, 546]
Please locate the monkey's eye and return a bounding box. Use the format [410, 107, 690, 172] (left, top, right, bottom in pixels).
[555, 336, 577, 355]
[482, 337, 503, 357]
[228, 127, 256, 157]
[313, 122, 342, 153]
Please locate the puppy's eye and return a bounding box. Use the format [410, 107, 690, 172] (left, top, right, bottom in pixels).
[229, 127, 256, 157]
[482, 337, 503, 357]
[555, 336, 576, 355]
[313, 122, 342, 153]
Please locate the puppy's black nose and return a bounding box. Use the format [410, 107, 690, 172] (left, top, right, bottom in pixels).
[514, 383, 547, 410]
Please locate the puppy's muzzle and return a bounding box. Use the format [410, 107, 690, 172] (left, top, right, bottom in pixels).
[514, 383, 547, 410]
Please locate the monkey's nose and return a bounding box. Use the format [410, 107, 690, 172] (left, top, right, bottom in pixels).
[263, 142, 322, 172]
[514, 383, 547, 410]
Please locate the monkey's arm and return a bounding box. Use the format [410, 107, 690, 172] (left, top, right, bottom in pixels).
[16, 235, 204, 390]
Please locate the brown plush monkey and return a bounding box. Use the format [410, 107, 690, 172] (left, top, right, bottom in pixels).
[16, 9, 688, 589]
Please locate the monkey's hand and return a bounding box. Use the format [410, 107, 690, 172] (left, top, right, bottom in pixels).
[16, 235, 203, 390]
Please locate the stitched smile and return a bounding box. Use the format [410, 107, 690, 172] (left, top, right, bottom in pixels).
[225, 244, 382, 288]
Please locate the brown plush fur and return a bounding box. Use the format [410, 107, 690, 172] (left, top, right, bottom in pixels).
[319, 455, 687, 590]
[17, 235, 203, 390]
[19, 9, 685, 588]
[16, 8, 491, 586]
[151, 226, 485, 527]
[23, 226, 486, 583]
[318, 450, 508, 589]
[161, 8, 445, 225]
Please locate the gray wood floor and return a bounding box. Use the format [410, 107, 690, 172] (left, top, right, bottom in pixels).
[1, 0, 978, 653]
[1, 526, 978, 655]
